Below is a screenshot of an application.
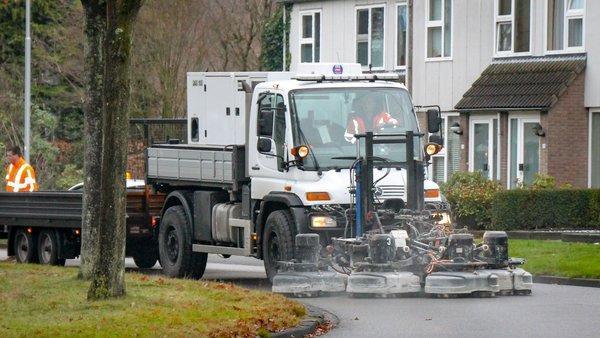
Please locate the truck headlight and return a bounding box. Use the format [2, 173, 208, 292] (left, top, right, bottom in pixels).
[311, 216, 337, 228]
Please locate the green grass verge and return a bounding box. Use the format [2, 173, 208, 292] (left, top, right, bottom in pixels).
[0, 262, 306, 337]
[510, 239, 600, 279]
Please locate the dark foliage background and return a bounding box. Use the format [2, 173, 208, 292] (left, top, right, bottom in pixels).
[0, 0, 284, 189]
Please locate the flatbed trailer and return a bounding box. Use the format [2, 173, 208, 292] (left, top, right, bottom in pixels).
[0, 189, 165, 267]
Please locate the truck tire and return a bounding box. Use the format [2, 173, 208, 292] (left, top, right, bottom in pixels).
[132, 244, 159, 269]
[262, 210, 295, 282]
[37, 229, 65, 266]
[14, 228, 38, 264]
[158, 205, 207, 279]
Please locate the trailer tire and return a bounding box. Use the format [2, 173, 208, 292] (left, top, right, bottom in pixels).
[159, 205, 207, 279]
[37, 229, 65, 266]
[262, 210, 295, 282]
[132, 244, 159, 269]
[14, 228, 38, 264]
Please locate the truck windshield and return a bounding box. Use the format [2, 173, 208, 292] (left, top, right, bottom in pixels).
[290, 87, 421, 170]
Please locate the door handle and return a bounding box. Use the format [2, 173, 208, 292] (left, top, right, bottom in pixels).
[251, 165, 260, 171]
[483, 164, 489, 171]
[518, 163, 524, 171]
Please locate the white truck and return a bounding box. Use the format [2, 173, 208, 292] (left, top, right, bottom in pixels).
[146, 63, 446, 281]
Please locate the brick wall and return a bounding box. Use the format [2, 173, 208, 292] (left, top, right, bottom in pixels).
[546, 73, 588, 188]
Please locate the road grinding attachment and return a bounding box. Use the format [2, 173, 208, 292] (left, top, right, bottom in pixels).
[346, 271, 422, 297]
[272, 234, 346, 297]
[424, 271, 500, 296]
[511, 268, 533, 295]
[272, 268, 347, 297]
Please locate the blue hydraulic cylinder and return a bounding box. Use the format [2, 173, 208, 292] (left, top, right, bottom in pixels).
[354, 162, 362, 237]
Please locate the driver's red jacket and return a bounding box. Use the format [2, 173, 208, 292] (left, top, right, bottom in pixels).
[344, 112, 399, 143]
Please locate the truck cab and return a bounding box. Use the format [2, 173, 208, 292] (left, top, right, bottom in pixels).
[147, 63, 445, 280]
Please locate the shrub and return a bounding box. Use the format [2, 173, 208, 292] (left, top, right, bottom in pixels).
[529, 173, 556, 189]
[441, 171, 503, 229]
[491, 189, 600, 230]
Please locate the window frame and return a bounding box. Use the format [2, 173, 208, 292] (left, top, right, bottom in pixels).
[544, 0, 586, 55]
[299, 10, 322, 64]
[589, 109, 599, 188]
[395, 2, 409, 70]
[494, 0, 533, 57]
[506, 112, 541, 188]
[429, 112, 460, 182]
[355, 4, 386, 70]
[468, 114, 501, 181]
[425, 0, 453, 61]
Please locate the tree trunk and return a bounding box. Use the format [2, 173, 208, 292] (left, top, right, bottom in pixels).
[87, 0, 143, 300]
[79, 0, 106, 281]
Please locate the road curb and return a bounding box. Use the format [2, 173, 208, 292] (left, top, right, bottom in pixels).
[534, 275, 600, 288]
[271, 304, 335, 338]
[470, 230, 599, 243]
[561, 232, 600, 243]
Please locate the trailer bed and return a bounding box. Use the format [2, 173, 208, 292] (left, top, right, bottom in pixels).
[0, 189, 164, 236]
[146, 144, 247, 192]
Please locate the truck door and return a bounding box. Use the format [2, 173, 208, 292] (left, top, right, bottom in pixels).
[250, 92, 289, 197]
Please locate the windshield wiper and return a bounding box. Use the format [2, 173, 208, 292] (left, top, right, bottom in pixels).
[291, 93, 322, 176]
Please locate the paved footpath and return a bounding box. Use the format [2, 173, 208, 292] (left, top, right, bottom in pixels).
[2, 250, 599, 337]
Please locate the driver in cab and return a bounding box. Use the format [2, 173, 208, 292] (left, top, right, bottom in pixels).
[344, 93, 400, 143]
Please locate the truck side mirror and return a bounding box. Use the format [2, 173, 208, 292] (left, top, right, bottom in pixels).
[257, 137, 276, 155]
[429, 134, 443, 146]
[426, 108, 442, 134]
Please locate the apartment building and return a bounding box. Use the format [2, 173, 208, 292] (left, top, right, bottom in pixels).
[283, 0, 599, 188]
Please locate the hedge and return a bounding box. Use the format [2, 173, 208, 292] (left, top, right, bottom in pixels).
[490, 189, 600, 230]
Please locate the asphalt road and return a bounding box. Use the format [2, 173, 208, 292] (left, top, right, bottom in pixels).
[2, 249, 599, 337]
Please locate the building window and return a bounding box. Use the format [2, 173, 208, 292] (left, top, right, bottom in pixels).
[469, 116, 500, 181]
[508, 115, 540, 188]
[300, 11, 321, 63]
[495, 0, 531, 55]
[356, 6, 385, 69]
[591, 111, 600, 187]
[547, 0, 585, 52]
[426, 0, 452, 59]
[396, 3, 408, 68]
[430, 115, 460, 182]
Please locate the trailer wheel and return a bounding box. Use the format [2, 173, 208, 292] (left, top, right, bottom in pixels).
[37, 229, 65, 266]
[262, 210, 295, 282]
[158, 205, 207, 279]
[132, 244, 159, 269]
[14, 228, 38, 264]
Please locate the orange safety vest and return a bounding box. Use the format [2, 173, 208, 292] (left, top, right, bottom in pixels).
[344, 112, 399, 143]
[5, 157, 38, 192]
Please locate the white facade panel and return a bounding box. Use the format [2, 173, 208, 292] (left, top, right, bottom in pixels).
[288, 0, 598, 108]
[584, 0, 600, 107]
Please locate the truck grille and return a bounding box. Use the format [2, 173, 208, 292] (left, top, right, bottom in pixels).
[376, 185, 405, 200]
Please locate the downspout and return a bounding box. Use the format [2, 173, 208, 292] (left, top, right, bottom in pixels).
[407, 0, 413, 93]
[282, 4, 287, 71]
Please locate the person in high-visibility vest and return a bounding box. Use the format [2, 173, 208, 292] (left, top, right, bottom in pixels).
[344, 94, 401, 143]
[4, 145, 38, 192]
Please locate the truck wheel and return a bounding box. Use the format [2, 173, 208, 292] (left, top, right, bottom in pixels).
[37, 229, 65, 266]
[133, 244, 159, 269]
[158, 205, 207, 279]
[262, 210, 295, 282]
[14, 228, 38, 264]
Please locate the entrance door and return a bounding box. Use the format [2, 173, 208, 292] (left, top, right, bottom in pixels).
[509, 117, 540, 188]
[469, 116, 499, 180]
